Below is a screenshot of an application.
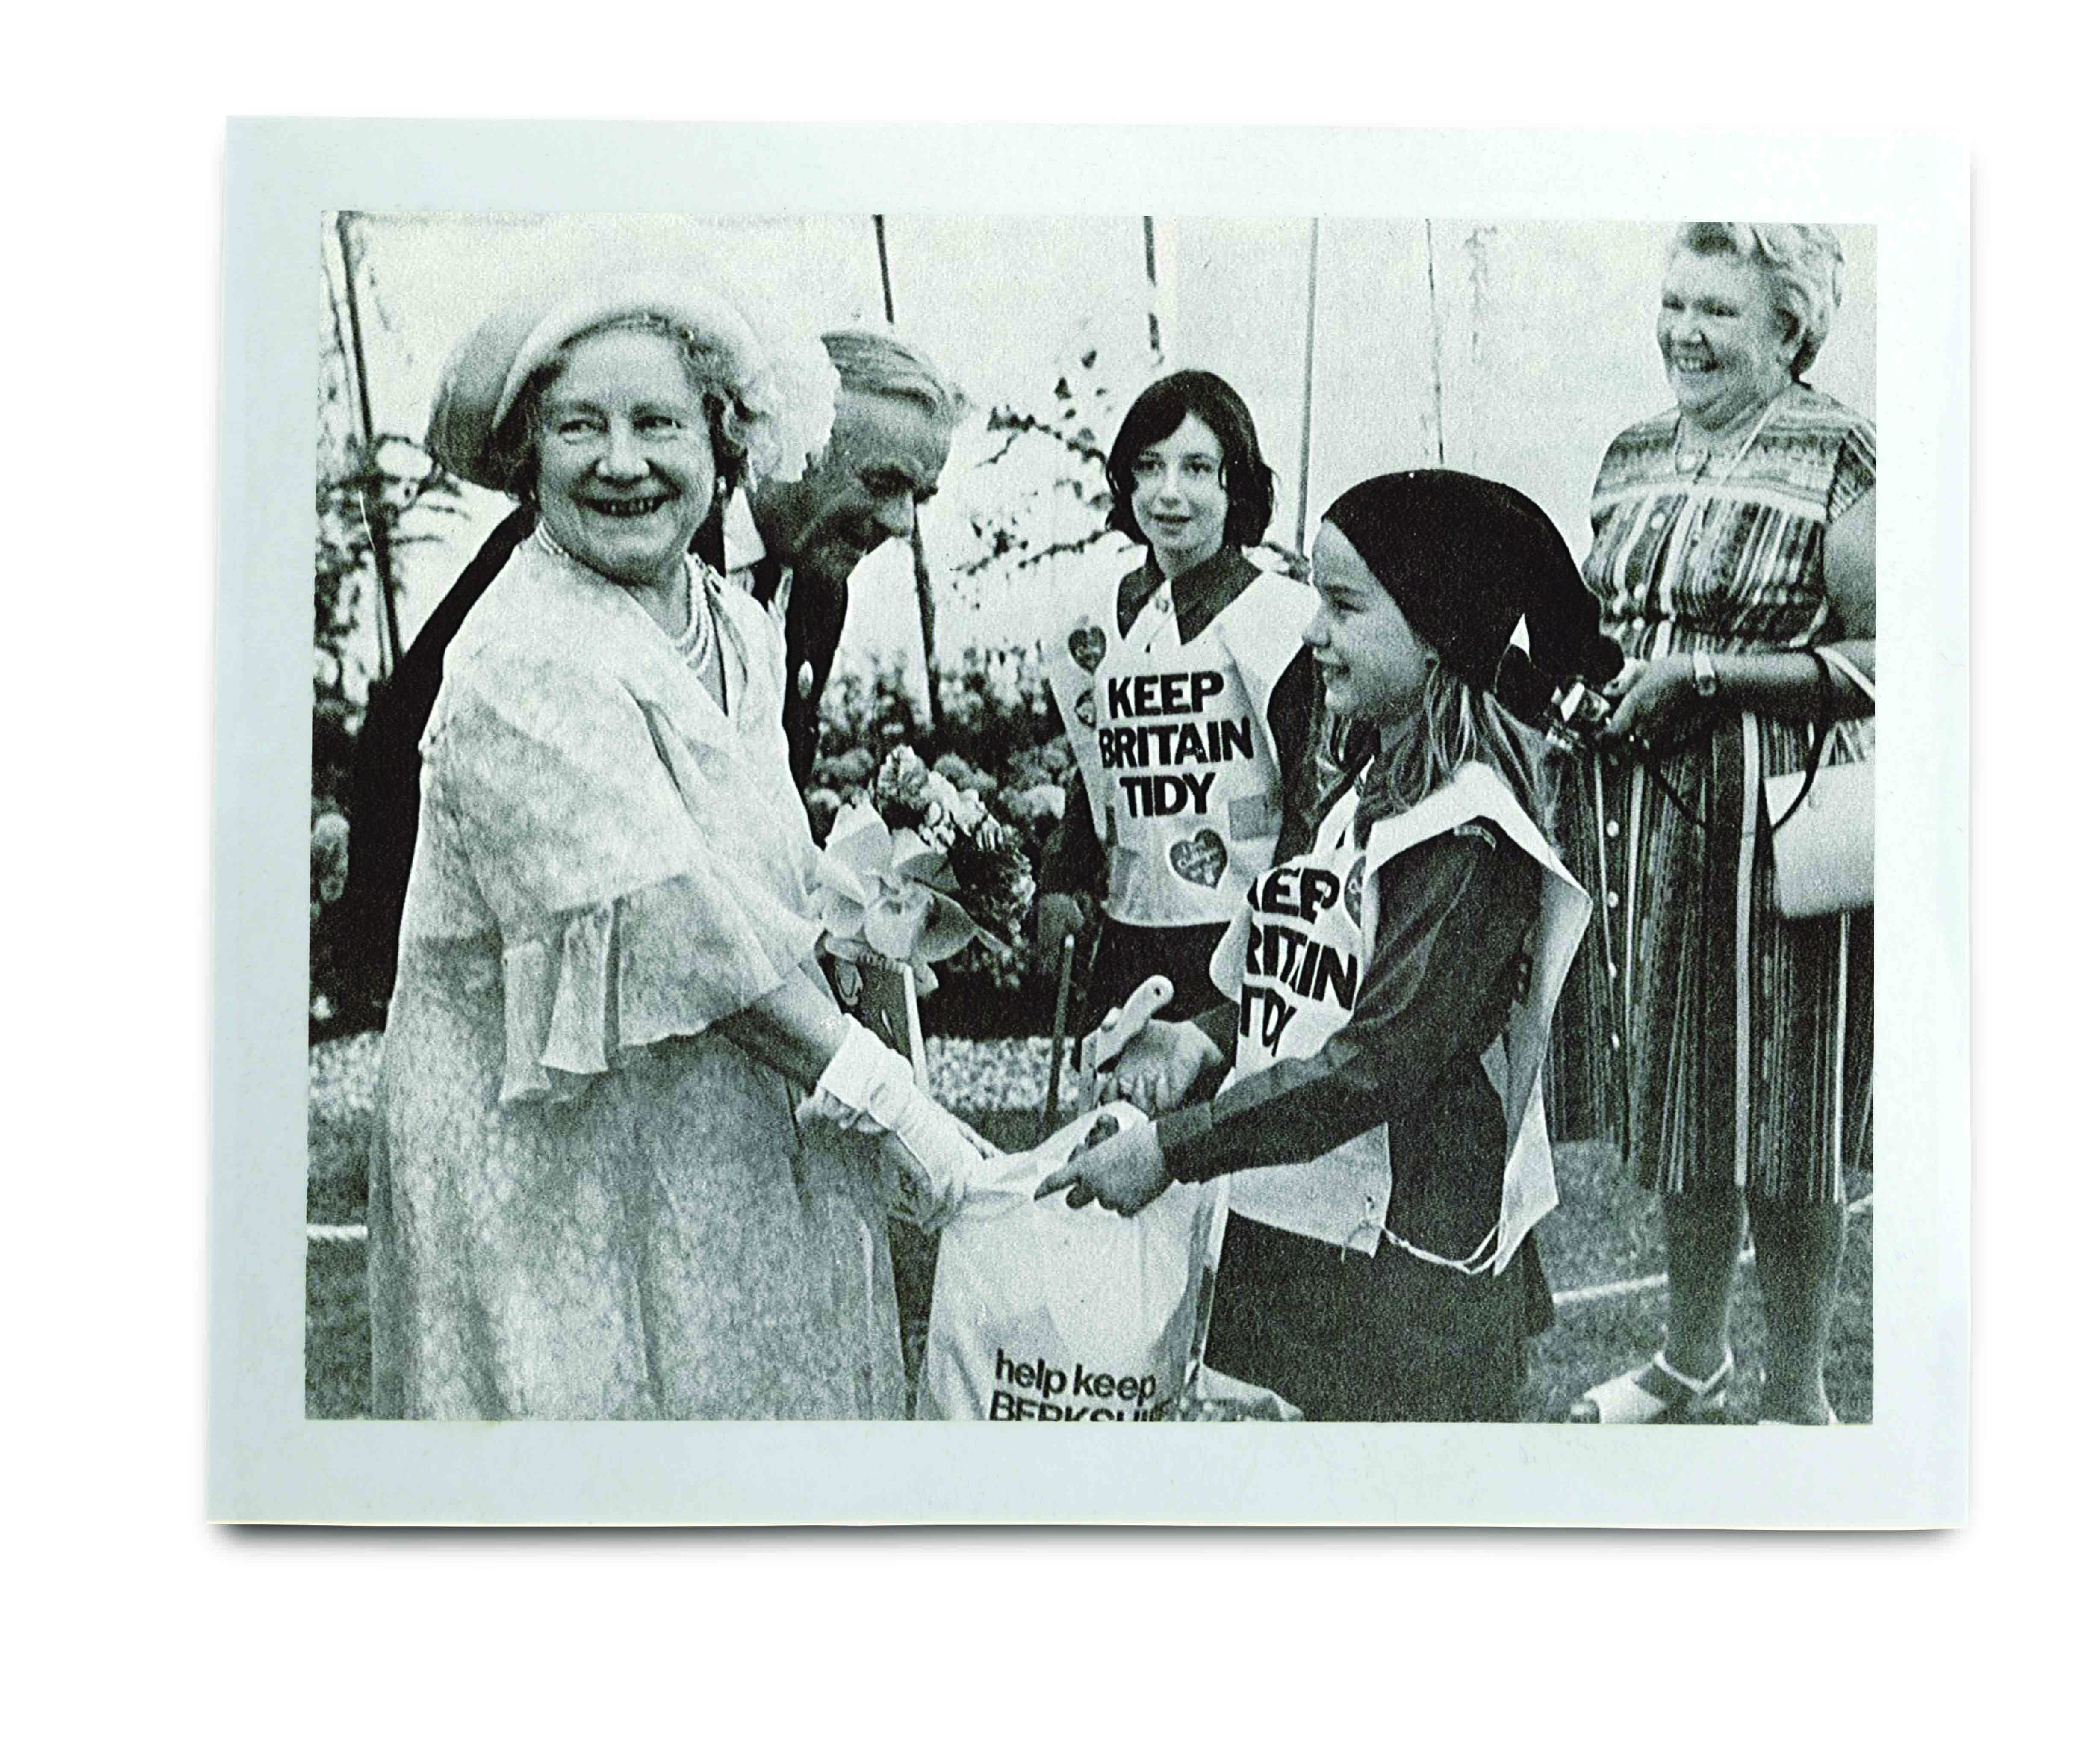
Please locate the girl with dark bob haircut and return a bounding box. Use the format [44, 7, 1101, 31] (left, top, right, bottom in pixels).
[1037, 369, 1316, 1035]
[1105, 370, 1277, 551]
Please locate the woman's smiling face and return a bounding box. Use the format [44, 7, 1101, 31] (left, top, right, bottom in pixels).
[1303, 522, 1434, 727]
[534, 328, 716, 587]
[1655, 248, 1798, 433]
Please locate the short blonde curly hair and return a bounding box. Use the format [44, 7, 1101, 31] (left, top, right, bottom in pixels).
[1673, 223, 1847, 378]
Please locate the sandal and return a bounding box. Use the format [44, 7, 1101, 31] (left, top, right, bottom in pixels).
[1569, 1349, 1734, 1424]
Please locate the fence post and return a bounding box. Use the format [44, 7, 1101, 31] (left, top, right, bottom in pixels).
[873, 214, 946, 737]
[1294, 218, 1321, 555]
[334, 212, 402, 679]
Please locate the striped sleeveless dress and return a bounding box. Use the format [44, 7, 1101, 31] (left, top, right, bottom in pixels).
[1548, 384, 1875, 1203]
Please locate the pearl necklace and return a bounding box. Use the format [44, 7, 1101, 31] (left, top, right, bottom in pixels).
[532, 522, 712, 666]
[670, 564, 717, 674]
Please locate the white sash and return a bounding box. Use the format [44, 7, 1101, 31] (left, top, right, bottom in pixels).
[1210, 762, 1591, 1270]
[1044, 565, 1314, 928]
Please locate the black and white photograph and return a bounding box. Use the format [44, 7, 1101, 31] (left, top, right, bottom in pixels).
[210, 122, 1965, 1525]
[32, 2, 2097, 1707]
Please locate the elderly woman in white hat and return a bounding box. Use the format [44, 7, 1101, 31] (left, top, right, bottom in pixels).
[367, 278, 988, 1419]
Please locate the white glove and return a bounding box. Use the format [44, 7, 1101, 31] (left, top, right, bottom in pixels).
[802, 1025, 995, 1231]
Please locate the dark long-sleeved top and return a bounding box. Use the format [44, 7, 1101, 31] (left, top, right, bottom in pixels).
[1157, 816, 1541, 1240]
[1038, 547, 1321, 898]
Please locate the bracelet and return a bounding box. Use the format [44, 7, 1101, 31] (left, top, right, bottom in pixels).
[1691, 650, 1719, 700]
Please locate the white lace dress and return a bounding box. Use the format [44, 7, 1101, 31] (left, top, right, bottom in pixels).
[366, 531, 906, 1419]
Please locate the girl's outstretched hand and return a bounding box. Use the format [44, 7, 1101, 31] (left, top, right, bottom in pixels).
[1034, 1114, 1170, 1216]
[1105, 1019, 1223, 1116]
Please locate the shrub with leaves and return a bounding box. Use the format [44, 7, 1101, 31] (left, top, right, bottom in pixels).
[807, 654, 1076, 1035]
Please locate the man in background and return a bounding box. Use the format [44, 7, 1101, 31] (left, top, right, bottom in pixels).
[741, 328, 967, 784]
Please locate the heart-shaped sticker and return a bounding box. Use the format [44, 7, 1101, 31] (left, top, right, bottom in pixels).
[1168, 830, 1229, 888]
[1074, 691, 1097, 727]
[1068, 625, 1107, 673]
[1343, 855, 1366, 925]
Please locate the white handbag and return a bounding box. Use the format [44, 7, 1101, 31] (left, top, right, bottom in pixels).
[1763, 647, 1875, 919]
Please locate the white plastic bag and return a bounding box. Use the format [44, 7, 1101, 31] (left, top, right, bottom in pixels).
[917, 1104, 1227, 1421]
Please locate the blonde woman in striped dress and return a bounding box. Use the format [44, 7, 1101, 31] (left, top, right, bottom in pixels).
[1556, 225, 1875, 1426]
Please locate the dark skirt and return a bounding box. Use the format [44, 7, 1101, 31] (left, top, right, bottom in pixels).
[1203, 1212, 1553, 1422]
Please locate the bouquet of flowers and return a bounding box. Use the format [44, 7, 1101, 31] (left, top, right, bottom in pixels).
[813, 747, 1036, 986]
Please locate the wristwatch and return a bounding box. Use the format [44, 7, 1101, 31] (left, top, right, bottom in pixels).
[1691, 650, 1720, 700]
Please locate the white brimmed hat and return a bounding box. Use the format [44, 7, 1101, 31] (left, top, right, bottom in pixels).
[428, 274, 837, 493]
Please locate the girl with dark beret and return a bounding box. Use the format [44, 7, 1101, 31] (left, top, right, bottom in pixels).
[1041, 471, 1616, 1421]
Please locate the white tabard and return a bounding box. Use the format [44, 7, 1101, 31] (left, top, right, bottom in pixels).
[1044, 563, 1315, 928]
[1207, 762, 1592, 1269]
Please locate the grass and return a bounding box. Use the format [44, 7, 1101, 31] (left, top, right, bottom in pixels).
[307, 1240, 371, 1421]
[307, 1043, 1872, 1423]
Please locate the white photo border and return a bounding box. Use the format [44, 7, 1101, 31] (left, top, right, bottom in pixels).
[212, 120, 1967, 1525]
